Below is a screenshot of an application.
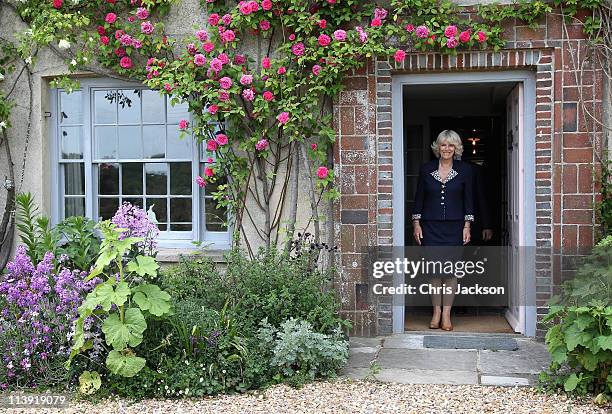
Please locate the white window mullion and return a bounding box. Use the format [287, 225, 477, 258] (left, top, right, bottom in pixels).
[83, 82, 94, 220]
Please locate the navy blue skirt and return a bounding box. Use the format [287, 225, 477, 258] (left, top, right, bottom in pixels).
[421, 220, 464, 246]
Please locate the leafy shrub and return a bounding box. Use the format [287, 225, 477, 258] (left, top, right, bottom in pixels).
[0, 246, 100, 390]
[257, 318, 349, 386]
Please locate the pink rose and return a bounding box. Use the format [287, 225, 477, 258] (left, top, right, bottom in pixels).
[208, 13, 220, 26]
[221, 30, 235, 43]
[249, 0, 259, 12]
[164, 83, 173, 92]
[312, 64, 321, 76]
[277, 66, 286, 75]
[477, 31, 487, 42]
[218, 53, 230, 64]
[239, 3, 251, 15]
[459, 30, 471, 43]
[115, 47, 126, 57]
[240, 74, 253, 85]
[259, 20, 271, 31]
[141, 21, 154, 35]
[276, 112, 289, 125]
[446, 37, 458, 48]
[120, 34, 133, 46]
[115, 29, 124, 40]
[311, 143, 317, 150]
[128, 16, 136, 23]
[255, 139, 269, 151]
[219, 77, 232, 89]
[316, 166, 329, 179]
[415, 25, 429, 39]
[136, 7, 149, 20]
[196, 30, 208, 41]
[203, 42, 215, 53]
[196, 176, 206, 188]
[119, 56, 133, 69]
[221, 14, 232, 25]
[194, 54, 206, 66]
[215, 133, 228, 146]
[371, 18, 382, 27]
[187, 43, 197, 55]
[291, 42, 305, 56]
[263, 91, 274, 101]
[105, 13, 117, 24]
[333, 29, 347, 41]
[319, 19, 327, 29]
[210, 57, 223, 72]
[405, 24, 415, 33]
[327, 0, 336, 3]
[100, 36, 110, 45]
[218, 90, 230, 102]
[356, 26, 368, 43]
[204, 166, 214, 177]
[262, 0, 272, 10]
[132, 40, 142, 49]
[208, 104, 219, 114]
[318, 34, 331, 47]
[444, 25, 458, 38]
[374, 7, 388, 20]
[178, 119, 189, 130]
[207, 157, 214, 163]
[207, 139, 218, 151]
[242, 89, 255, 101]
[262, 57, 271, 69]
[394, 49, 406, 62]
[289, 33, 296, 41]
[234, 54, 246, 65]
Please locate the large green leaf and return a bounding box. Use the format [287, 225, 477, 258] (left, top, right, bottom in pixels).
[101, 308, 147, 350]
[106, 349, 146, 377]
[96, 280, 131, 311]
[79, 371, 101, 395]
[564, 322, 593, 351]
[132, 283, 171, 316]
[564, 373, 581, 392]
[597, 335, 612, 351]
[127, 255, 159, 277]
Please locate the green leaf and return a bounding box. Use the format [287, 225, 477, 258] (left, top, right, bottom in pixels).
[106, 349, 146, 377]
[127, 255, 159, 277]
[132, 283, 172, 317]
[564, 373, 580, 392]
[79, 371, 101, 395]
[96, 280, 131, 311]
[597, 335, 612, 351]
[101, 308, 147, 350]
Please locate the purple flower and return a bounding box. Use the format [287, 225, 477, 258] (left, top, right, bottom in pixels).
[111, 202, 159, 252]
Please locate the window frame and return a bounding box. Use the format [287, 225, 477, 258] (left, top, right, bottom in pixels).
[49, 78, 231, 249]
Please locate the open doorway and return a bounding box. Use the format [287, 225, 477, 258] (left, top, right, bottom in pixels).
[402, 81, 516, 333]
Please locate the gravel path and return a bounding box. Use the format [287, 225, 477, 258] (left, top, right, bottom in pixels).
[2, 379, 609, 414]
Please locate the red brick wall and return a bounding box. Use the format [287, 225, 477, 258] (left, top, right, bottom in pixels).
[334, 8, 605, 337]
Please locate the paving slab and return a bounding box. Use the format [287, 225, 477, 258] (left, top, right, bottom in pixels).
[480, 375, 530, 386]
[382, 334, 424, 349]
[478, 339, 551, 375]
[345, 350, 377, 368]
[378, 348, 477, 371]
[338, 366, 370, 380]
[348, 337, 382, 348]
[375, 368, 478, 385]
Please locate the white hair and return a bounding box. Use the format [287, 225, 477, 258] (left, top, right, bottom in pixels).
[431, 130, 464, 159]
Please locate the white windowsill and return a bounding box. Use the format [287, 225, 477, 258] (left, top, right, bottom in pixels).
[155, 246, 231, 263]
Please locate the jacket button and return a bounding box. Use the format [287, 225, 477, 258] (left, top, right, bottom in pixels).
[441, 196, 445, 200]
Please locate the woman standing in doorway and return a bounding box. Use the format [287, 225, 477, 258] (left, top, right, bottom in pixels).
[411, 130, 474, 331]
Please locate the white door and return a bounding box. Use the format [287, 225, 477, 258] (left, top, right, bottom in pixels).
[505, 83, 526, 333]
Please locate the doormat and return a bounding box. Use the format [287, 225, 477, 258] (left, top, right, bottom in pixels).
[423, 335, 519, 351]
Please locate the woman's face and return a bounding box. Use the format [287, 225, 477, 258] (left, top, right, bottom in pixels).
[439, 140, 455, 160]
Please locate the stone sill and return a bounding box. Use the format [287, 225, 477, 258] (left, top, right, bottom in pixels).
[156, 247, 230, 264]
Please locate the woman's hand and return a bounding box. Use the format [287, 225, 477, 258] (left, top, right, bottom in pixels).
[413, 222, 423, 245]
[463, 225, 471, 245]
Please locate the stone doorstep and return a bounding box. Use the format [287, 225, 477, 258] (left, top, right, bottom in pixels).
[480, 375, 531, 386]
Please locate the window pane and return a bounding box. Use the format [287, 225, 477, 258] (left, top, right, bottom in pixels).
[123, 197, 143, 208]
[99, 198, 119, 220]
[60, 91, 82, 124]
[142, 90, 165, 123]
[146, 198, 167, 223]
[205, 197, 227, 231]
[145, 163, 167, 195]
[118, 126, 142, 159]
[170, 223, 192, 231]
[117, 89, 141, 124]
[166, 126, 191, 159]
[143, 125, 165, 159]
[167, 99, 189, 124]
[98, 163, 119, 195]
[60, 127, 83, 159]
[170, 162, 191, 195]
[94, 90, 117, 124]
[122, 163, 143, 195]
[63, 163, 84, 195]
[65, 198, 85, 218]
[95, 126, 117, 159]
[170, 198, 191, 222]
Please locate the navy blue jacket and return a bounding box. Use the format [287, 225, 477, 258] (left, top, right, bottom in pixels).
[411, 159, 475, 222]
